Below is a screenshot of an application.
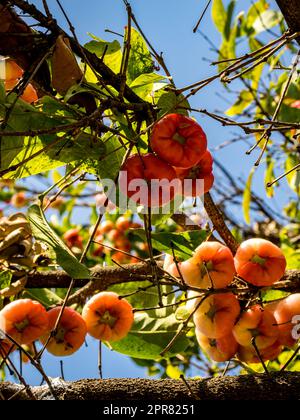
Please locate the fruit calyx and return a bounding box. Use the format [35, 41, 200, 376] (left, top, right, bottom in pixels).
[14, 319, 29, 332]
[251, 255, 266, 266]
[172, 132, 186, 145]
[206, 304, 217, 320]
[201, 260, 214, 277]
[99, 310, 118, 328]
[54, 327, 67, 344]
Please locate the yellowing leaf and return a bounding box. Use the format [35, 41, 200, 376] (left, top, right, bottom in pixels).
[212, 0, 227, 35]
[243, 168, 255, 225]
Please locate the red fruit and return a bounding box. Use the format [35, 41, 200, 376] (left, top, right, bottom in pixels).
[82, 292, 134, 342]
[237, 341, 283, 363]
[40, 307, 87, 356]
[291, 100, 300, 109]
[115, 216, 131, 231]
[150, 114, 207, 169]
[129, 256, 140, 264]
[232, 305, 278, 350]
[175, 150, 214, 197]
[119, 153, 178, 207]
[48, 196, 64, 210]
[63, 228, 83, 249]
[193, 293, 240, 339]
[266, 294, 300, 348]
[107, 228, 122, 242]
[187, 242, 236, 289]
[196, 329, 238, 362]
[98, 220, 115, 235]
[10, 192, 27, 208]
[115, 238, 131, 253]
[129, 222, 142, 229]
[4, 60, 24, 81]
[92, 244, 104, 257]
[234, 238, 286, 287]
[4, 77, 38, 103]
[112, 251, 130, 264]
[0, 299, 48, 345]
[21, 83, 38, 103]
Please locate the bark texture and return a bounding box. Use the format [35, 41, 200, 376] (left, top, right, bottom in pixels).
[24, 266, 300, 291]
[276, 0, 300, 35]
[1, 373, 300, 400]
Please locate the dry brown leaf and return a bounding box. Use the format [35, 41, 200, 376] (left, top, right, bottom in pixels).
[51, 35, 83, 95]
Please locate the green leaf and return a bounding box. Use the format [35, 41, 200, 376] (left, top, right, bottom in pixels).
[27, 204, 90, 279]
[212, 0, 227, 35]
[109, 281, 160, 309]
[0, 81, 5, 103]
[224, 1, 236, 41]
[264, 155, 275, 198]
[110, 281, 175, 319]
[130, 73, 166, 101]
[2, 132, 105, 179]
[243, 0, 268, 35]
[285, 154, 300, 193]
[133, 229, 207, 260]
[85, 35, 122, 75]
[126, 28, 154, 84]
[261, 289, 289, 303]
[23, 288, 63, 308]
[110, 311, 190, 359]
[0, 95, 105, 178]
[93, 132, 126, 181]
[156, 91, 190, 118]
[217, 21, 238, 72]
[243, 168, 255, 225]
[252, 10, 282, 34]
[226, 90, 253, 116]
[0, 271, 12, 290]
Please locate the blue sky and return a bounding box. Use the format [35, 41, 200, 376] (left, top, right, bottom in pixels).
[7, 0, 291, 384]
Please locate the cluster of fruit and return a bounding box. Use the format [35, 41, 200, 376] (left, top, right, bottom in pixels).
[119, 113, 214, 207]
[63, 216, 145, 264]
[0, 292, 133, 359]
[165, 238, 299, 364]
[1, 59, 38, 103]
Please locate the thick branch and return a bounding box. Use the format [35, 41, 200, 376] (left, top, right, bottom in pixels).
[276, 0, 300, 40]
[26, 262, 158, 289]
[1, 373, 300, 400]
[23, 265, 300, 296]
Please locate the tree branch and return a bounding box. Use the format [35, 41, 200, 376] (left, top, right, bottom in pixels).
[276, 0, 300, 41]
[204, 192, 239, 253]
[1, 372, 300, 400]
[4, 0, 149, 106]
[23, 265, 300, 298]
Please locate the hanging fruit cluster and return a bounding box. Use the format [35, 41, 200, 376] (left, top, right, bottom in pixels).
[0, 292, 134, 359]
[164, 237, 300, 364]
[120, 113, 214, 207]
